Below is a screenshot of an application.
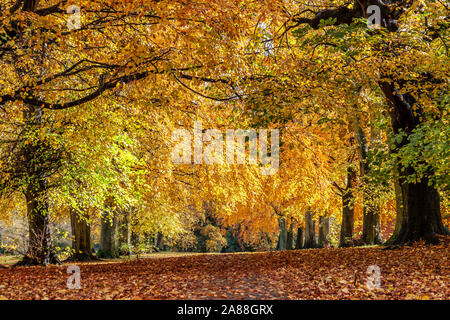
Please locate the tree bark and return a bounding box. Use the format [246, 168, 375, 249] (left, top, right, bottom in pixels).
[386, 175, 405, 245]
[286, 220, 295, 250]
[355, 126, 382, 245]
[362, 205, 382, 245]
[295, 227, 303, 249]
[277, 217, 287, 250]
[68, 208, 95, 261]
[117, 211, 131, 255]
[339, 166, 357, 247]
[16, 187, 60, 266]
[98, 211, 118, 258]
[318, 216, 331, 248]
[155, 232, 164, 251]
[304, 212, 316, 248]
[15, 105, 61, 266]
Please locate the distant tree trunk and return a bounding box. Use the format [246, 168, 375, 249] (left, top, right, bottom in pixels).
[130, 230, 140, 253]
[148, 234, 155, 252]
[286, 220, 295, 250]
[117, 212, 131, 255]
[68, 208, 95, 261]
[318, 216, 331, 248]
[339, 165, 357, 247]
[277, 217, 287, 250]
[304, 212, 316, 248]
[98, 212, 118, 258]
[295, 227, 303, 249]
[355, 125, 382, 245]
[362, 204, 382, 245]
[155, 232, 164, 251]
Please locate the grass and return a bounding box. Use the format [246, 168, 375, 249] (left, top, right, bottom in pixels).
[0, 254, 20, 265]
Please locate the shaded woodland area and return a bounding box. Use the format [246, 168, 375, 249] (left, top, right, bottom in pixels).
[0, 0, 448, 300]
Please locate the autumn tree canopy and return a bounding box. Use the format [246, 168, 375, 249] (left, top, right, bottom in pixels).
[0, 0, 448, 267]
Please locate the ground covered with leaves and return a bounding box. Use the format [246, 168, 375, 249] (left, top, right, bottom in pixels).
[0, 239, 448, 300]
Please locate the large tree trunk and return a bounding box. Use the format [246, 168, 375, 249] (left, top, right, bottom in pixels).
[68, 208, 95, 261]
[318, 216, 331, 248]
[380, 81, 447, 244]
[16, 187, 60, 266]
[339, 166, 357, 247]
[15, 105, 61, 266]
[98, 212, 118, 258]
[304, 212, 316, 248]
[386, 176, 405, 245]
[392, 173, 444, 244]
[295, 227, 303, 249]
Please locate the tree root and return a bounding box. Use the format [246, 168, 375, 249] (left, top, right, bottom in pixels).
[14, 251, 62, 267]
[65, 254, 99, 262]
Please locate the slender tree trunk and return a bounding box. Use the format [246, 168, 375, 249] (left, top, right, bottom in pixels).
[295, 227, 303, 249]
[355, 126, 382, 245]
[277, 217, 287, 250]
[286, 220, 295, 250]
[339, 166, 357, 247]
[131, 230, 140, 253]
[318, 216, 331, 248]
[155, 232, 164, 251]
[304, 212, 316, 248]
[380, 81, 447, 244]
[98, 211, 118, 258]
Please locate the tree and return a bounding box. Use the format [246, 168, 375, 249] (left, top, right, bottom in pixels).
[117, 211, 131, 256]
[98, 210, 118, 259]
[278, 0, 449, 244]
[295, 227, 303, 249]
[355, 125, 382, 245]
[303, 211, 316, 248]
[277, 217, 287, 250]
[336, 164, 357, 247]
[286, 219, 295, 250]
[68, 208, 95, 261]
[0, 0, 253, 264]
[318, 215, 331, 248]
